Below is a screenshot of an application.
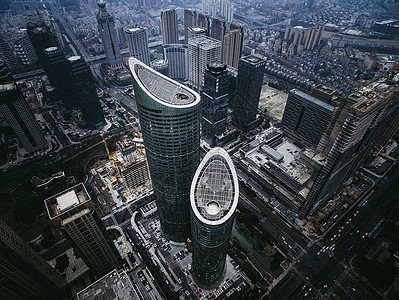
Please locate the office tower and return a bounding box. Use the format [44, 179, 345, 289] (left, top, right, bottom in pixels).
[164, 44, 189, 80]
[96, 1, 123, 73]
[0, 219, 66, 300]
[66, 56, 105, 128]
[210, 18, 226, 41]
[184, 9, 198, 43]
[116, 26, 127, 47]
[27, 22, 57, 63]
[202, 0, 234, 23]
[0, 38, 21, 72]
[222, 24, 243, 69]
[188, 36, 221, 90]
[125, 27, 150, 66]
[303, 24, 324, 50]
[188, 27, 207, 40]
[190, 147, 239, 289]
[201, 63, 229, 146]
[42, 47, 69, 97]
[161, 9, 179, 45]
[45, 183, 118, 275]
[150, 58, 168, 76]
[300, 77, 399, 217]
[281, 89, 337, 147]
[0, 79, 47, 153]
[14, 34, 39, 66]
[129, 57, 200, 242]
[197, 13, 211, 36]
[232, 55, 266, 132]
[138, 0, 151, 9]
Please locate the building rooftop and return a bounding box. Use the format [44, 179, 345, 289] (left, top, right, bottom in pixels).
[130, 58, 199, 107]
[44, 183, 91, 220]
[188, 35, 221, 50]
[77, 269, 136, 300]
[292, 89, 335, 112]
[191, 148, 239, 226]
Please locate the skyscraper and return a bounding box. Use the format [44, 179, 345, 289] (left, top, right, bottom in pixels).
[125, 27, 150, 66]
[232, 55, 266, 131]
[45, 183, 118, 275]
[129, 57, 200, 242]
[0, 69, 47, 153]
[0, 219, 66, 300]
[184, 9, 198, 43]
[221, 24, 243, 69]
[190, 147, 239, 289]
[281, 89, 337, 147]
[13, 34, 39, 66]
[300, 77, 399, 217]
[303, 24, 324, 50]
[0, 38, 21, 72]
[66, 56, 105, 128]
[161, 9, 179, 45]
[210, 18, 226, 41]
[164, 44, 189, 80]
[201, 62, 229, 146]
[188, 36, 221, 90]
[27, 21, 57, 63]
[197, 13, 211, 36]
[96, 1, 123, 73]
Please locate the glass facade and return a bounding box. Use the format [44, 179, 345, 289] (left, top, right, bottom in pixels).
[130, 58, 200, 242]
[190, 147, 239, 289]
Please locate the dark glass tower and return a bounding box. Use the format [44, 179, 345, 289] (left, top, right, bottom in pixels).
[66, 56, 105, 128]
[0, 219, 66, 300]
[27, 22, 57, 63]
[232, 55, 266, 132]
[129, 57, 200, 242]
[190, 147, 239, 289]
[0, 64, 47, 153]
[201, 62, 229, 146]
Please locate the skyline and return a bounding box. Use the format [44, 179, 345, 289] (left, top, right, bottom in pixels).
[0, 0, 399, 299]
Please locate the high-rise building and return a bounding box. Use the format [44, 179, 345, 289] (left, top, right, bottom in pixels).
[125, 27, 150, 66]
[202, 0, 234, 23]
[197, 13, 211, 36]
[66, 56, 105, 128]
[150, 58, 168, 76]
[232, 55, 266, 131]
[0, 76, 47, 153]
[188, 27, 207, 40]
[303, 24, 324, 50]
[210, 18, 226, 41]
[120, 155, 150, 191]
[222, 24, 243, 69]
[27, 22, 57, 63]
[96, 1, 123, 73]
[190, 147, 239, 289]
[188, 36, 221, 90]
[0, 219, 66, 300]
[281, 89, 337, 147]
[201, 62, 229, 146]
[161, 9, 179, 45]
[0, 38, 21, 72]
[13, 34, 39, 66]
[44, 183, 119, 275]
[300, 77, 399, 217]
[184, 9, 198, 43]
[129, 57, 200, 242]
[137, 0, 151, 9]
[164, 44, 189, 80]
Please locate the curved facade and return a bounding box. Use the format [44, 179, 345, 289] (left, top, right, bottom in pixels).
[129, 58, 200, 242]
[125, 27, 150, 66]
[190, 147, 239, 289]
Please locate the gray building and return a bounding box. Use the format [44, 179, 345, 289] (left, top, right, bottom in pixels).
[163, 44, 188, 81]
[201, 63, 229, 146]
[96, 1, 123, 73]
[125, 27, 150, 66]
[161, 9, 179, 45]
[188, 36, 221, 90]
[210, 18, 226, 42]
[222, 23, 243, 69]
[281, 89, 336, 147]
[190, 147, 238, 289]
[232, 55, 266, 132]
[129, 57, 200, 242]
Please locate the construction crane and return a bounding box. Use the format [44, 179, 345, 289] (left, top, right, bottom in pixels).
[387, 61, 399, 83]
[124, 116, 145, 157]
[101, 135, 120, 176]
[345, 78, 379, 97]
[62, 134, 115, 164]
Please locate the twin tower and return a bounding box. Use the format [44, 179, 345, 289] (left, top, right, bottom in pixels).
[129, 58, 239, 288]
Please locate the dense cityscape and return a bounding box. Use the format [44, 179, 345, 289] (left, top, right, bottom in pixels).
[0, 0, 398, 299]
